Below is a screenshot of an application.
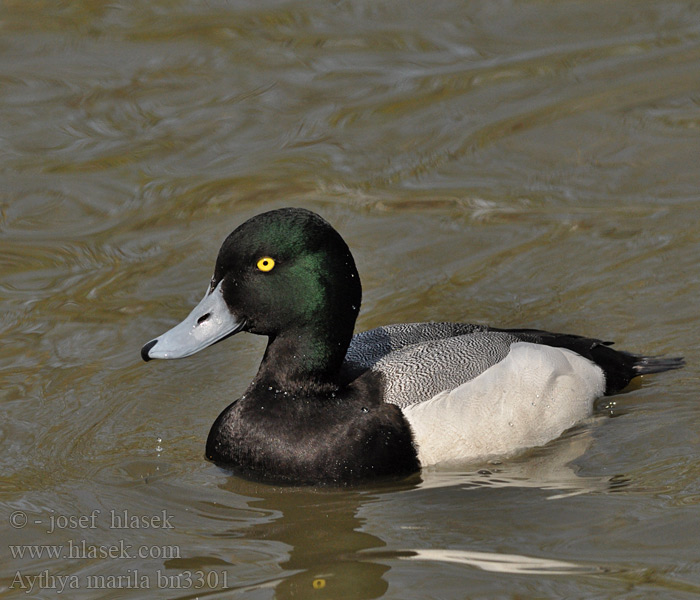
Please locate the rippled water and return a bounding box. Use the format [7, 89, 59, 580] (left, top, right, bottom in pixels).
[2, 1, 700, 598]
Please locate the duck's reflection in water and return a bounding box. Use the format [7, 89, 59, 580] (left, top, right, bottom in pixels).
[213, 427, 619, 599]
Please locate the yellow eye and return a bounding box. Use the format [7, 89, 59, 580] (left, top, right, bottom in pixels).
[256, 257, 275, 272]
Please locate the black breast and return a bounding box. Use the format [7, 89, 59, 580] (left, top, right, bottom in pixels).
[205, 374, 419, 485]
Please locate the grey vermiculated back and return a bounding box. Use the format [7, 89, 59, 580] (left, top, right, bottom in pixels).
[345, 322, 487, 367]
[344, 323, 520, 409]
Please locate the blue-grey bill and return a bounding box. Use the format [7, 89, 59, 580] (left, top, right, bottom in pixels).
[141, 280, 243, 361]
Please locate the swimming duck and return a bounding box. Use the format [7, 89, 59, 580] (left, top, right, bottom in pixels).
[141, 207, 683, 485]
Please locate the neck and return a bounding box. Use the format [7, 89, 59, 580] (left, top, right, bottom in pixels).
[251, 323, 353, 395]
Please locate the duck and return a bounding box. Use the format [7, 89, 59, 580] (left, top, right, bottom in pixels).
[141, 207, 683, 485]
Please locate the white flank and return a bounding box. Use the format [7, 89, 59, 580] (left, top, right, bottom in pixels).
[402, 342, 606, 465]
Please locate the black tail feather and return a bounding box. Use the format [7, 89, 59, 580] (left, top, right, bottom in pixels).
[632, 355, 685, 376]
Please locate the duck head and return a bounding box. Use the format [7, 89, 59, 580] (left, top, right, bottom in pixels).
[141, 208, 362, 387]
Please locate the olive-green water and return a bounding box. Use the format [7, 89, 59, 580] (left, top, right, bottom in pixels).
[2, 1, 699, 598]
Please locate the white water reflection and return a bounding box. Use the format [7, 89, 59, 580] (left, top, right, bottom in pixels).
[401, 548, 600, 575]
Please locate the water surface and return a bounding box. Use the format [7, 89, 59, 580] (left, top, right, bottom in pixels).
[2, 1, 699, 598]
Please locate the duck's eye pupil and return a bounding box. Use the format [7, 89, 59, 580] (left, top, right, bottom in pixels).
[257, 257, 275, 272]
